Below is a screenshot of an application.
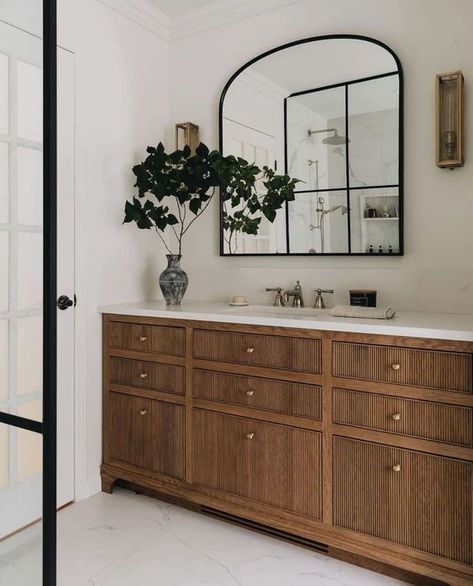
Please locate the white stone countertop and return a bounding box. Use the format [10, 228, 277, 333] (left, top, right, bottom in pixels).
[99, 300, 473, 342]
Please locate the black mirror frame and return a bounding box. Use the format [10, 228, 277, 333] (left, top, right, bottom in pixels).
[218, 34, 404, 257]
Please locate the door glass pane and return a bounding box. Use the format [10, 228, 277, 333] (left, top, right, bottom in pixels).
[0, 423, 42, 585]
[0, 320, 8, 402]
[17, 60, 43, 143]
[17, 315, 43, 400]
[17, 232, 43, 310]
[17, 401, 43, 478]
[18, 146, 43, 226]
[0, 231, 9, 311]
[0, 53, 8, 135]
[0, 142, 9, 223]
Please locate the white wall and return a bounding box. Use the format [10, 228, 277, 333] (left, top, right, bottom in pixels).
[169, 0, 473, 313]
[58, 0, 170, 496]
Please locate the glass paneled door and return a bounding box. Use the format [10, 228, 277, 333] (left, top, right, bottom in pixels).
[0, 1, 63, 584]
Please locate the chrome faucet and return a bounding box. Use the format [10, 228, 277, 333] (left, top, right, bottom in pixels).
[265, 287, 286, 307]
[313, 288, 334, 309]
[284, 281, 304, 308]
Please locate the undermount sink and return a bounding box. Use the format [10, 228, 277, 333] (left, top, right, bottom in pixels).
[222, 304, 331, 318]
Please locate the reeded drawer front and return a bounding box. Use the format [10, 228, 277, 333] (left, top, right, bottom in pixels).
[333, 341, 473, 393]
[193, 329, 322, 373]
[110, 357, 185, 395]
[109, 321, 185, 357]
[108, 392, 185, 479]
[333, 388, 473, 446]
[194, 369, 322, 419]
[333, 437, 473, 564]
[193, 409, 322, 519]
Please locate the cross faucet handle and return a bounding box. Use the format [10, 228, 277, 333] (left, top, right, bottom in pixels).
[265, 287, 286, 307]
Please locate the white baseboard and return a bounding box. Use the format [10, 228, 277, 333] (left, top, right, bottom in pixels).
[75, 474, 102, 502]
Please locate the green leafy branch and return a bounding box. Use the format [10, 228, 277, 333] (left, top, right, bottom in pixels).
[124, 142, 300, 255]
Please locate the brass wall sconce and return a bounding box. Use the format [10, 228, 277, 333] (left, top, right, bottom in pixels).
[436, 71, 464, 169]
[175, 122, 200, 153]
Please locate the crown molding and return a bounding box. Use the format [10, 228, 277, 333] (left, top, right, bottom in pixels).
[172, 0, 303, 40]
[98, 0, 171, 40]
[99, 0, 303, 41]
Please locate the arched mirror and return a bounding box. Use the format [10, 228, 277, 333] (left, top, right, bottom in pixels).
[219, 35, 403, 256]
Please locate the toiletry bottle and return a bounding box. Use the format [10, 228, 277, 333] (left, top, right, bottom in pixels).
[369, 244, 374, 254]
[378, 245, 383, 254]
[388, 245, 393, 254]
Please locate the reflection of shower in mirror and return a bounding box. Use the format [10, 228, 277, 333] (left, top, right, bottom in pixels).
[309, 196, 348, 253]
[307, 127, 350, 145]
[308, 159, 319, 190]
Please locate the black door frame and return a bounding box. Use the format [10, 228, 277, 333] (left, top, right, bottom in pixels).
[0, 1, 58, 584]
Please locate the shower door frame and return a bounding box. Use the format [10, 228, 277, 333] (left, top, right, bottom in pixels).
[283, 69, 401, 255]
[0, 1, 58, 584]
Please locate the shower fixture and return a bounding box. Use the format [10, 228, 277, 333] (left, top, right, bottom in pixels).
[307, 128, 350, 145]
[309, 196, 348, 253]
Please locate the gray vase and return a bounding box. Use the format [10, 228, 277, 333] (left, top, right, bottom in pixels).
[159, 254, 188, 305]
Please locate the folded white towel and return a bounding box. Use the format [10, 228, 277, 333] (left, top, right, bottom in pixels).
[330, 304, 396, 320]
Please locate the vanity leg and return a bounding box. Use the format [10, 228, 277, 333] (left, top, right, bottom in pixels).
[101, 472, 115, 494]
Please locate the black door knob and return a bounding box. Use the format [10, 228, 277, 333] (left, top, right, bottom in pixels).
[57, 295, 73, 311]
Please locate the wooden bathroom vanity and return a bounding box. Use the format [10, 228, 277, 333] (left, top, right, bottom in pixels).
[101, 302, 473, 585]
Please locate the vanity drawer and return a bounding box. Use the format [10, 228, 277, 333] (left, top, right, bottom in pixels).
[193, 329, 322, 374]
[193, 409, 322, 519]
[333, 341, 473, 393]
[110, 357, 185, 395]
[333, 437, 473, 564]
[194, 369, 322, 420]
[108, 392, 185, 479]
[109, 321, 185, 357]
[333, 388, 473, 446]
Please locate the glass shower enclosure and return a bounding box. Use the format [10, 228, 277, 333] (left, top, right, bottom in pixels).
[0, 0, 57, 584]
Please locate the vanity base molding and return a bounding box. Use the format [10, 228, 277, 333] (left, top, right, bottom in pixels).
[102, 314, 473, 586]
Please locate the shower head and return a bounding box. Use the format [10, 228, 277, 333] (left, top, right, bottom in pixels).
[322, 130, 350, 145]
[308, 127, 350, 145]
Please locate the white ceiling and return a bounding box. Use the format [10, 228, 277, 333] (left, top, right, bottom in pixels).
[143, 0, 232, 17]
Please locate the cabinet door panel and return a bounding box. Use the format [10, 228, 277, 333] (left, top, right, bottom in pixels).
[109, 392, 185, 479]
[333, 437, 473, 564]
[193, 409, 322, 519]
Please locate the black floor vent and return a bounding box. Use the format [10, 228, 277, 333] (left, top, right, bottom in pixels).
[201, 506, 329, 554]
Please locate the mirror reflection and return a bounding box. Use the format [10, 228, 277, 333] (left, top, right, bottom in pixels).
[220, 36, 402, 255]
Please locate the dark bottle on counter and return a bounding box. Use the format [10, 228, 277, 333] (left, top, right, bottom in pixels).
[369, 244, 374, 254]
[378, 245, 383, 254]
[388, 245, 393, 254]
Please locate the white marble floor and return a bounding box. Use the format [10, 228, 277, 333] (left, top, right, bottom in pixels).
[0, 488, 409, 586]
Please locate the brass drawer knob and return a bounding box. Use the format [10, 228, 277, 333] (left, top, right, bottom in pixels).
[392, 464, 401, 472]
[246, 347, 255, 354]
[139, 409, 148, 416]
[246, 390, 254, 396]
[391, 363, 401, 371]
[139, 372, 148, 379]
[246, 433, 254, 439]
[139, 336, 147, 342]
[392, 413, 401, 421]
